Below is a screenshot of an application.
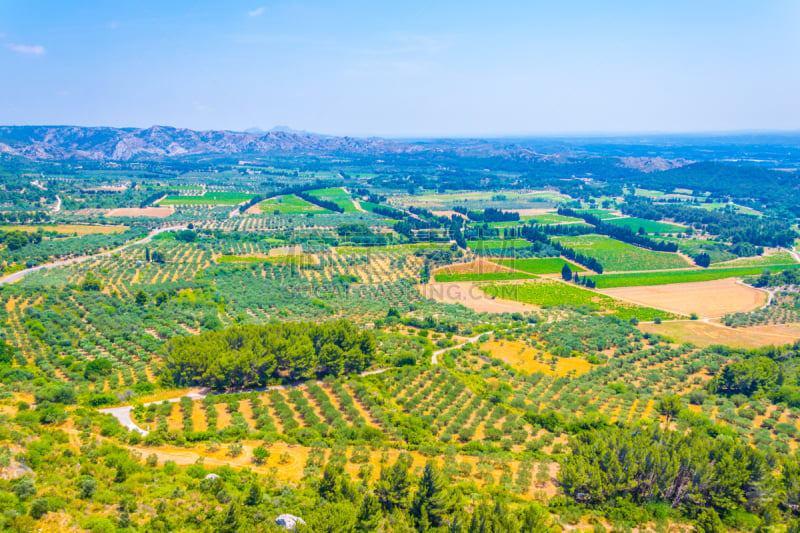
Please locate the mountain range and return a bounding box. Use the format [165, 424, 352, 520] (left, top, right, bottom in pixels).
[0, 125, 422, 161]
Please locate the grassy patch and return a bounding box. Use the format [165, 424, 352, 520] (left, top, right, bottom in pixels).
[604, 217, 684, 234]
[484, 279, 674, 321]
[257, 194, 329, 214]
[487, 213, 581, 227]
[466, 239, 533, 251]
[495, 257, 585, 274]
[713, 252, 798, 267]
[159, 192, 255, 205]
[590, 263, 800, 288]
[575, 209, 619, 219]
[307, 187, 359, 212]
[553, 234, 690, 271]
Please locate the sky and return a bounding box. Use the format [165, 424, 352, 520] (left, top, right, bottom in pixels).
[1, 0, 799, 137]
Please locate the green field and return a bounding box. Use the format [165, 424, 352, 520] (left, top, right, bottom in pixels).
[258, 194, 329, 214]
[553, 234, 690, 271]
[486, 213, 582, 228]
[433, 271, 535, 282]
[495, 257, 585, 274]
[590, 263, 800, 288]
[713, 251, 798, 267]
[484, 279, 674, 321]
[527, 213, 583, 224]
[575, 209, 620, 219]
[604, 217, 685, 234]
[466, 238, 533, 251]
[159, 192, 256, 205]
[307, 187, 359, 212]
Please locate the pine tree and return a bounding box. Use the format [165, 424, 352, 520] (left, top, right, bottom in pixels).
[411, 462, 449, 529]
[244, 483, 261, 506]
[355, 493, 382, 532]
[561, 263, 572, 281]
[375, 457, 412, 512]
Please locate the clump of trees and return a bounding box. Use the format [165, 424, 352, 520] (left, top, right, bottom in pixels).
[453, 206, 519, 223]
[164, 320, 376, 390]
[560, 423, 797, 525]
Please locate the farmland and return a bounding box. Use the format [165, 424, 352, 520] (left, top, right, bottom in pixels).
[307, 187, 360, 212]
[466, 238, 533, 251]
[553, 234, 691, 271]
[590, 263, 800, 288]
[483, 279, 676, 321]
[0, 223, 129, 235]
[600, 278, 766, 318]
[2, 142, 800, 532]
[252, 194, 329, 214]
[603, 216, 685, 234]
[433, 271, 535, 282]
[158, 191, 256, 205]
[494, 257, 585, 274]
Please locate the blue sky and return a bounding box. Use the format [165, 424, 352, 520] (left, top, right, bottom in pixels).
[1, 0, 799, 136]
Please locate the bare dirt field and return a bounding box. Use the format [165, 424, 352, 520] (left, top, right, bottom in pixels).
[105, 206, 174, 218]
[418, 281, 537, 314]
[430, 210, 466, 219]
[509, 208, 557, 216]
[600, 278, 766, 318]
[433, 257, 517, 276]
[269, 244, 304, 256]
[638, 320, 800, 349]
[0, 224, 129, 235]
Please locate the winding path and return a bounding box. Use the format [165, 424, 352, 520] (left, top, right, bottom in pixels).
[0, 224, 187, 286]
[100, 367, 393, 436]
[106, 329, 502, 434]
[431, 331, 493, 364]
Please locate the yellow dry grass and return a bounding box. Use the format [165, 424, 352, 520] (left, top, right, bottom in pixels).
[127, 440, 555, 498]
[215, 403, 233, 428]
[105, 206, 174, 218]
[0, 224, 129, 235]
[483, 339, 594, 376]
[166, 404, 184, 431]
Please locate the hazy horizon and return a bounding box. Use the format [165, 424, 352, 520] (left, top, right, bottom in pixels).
[3, 0, 799, 137]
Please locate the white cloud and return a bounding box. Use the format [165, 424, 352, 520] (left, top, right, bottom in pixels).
[7, 43, 45, 56]
[248, 7, 265, 17]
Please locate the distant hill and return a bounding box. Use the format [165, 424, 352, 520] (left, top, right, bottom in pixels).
[0, 125, 420, 161]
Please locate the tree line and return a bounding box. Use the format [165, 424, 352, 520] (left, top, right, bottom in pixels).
[557, 207, 679, 253]
[518, 224, 604, 273]
[453, 206, 519, 223]
[621, 198, 797, 248]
